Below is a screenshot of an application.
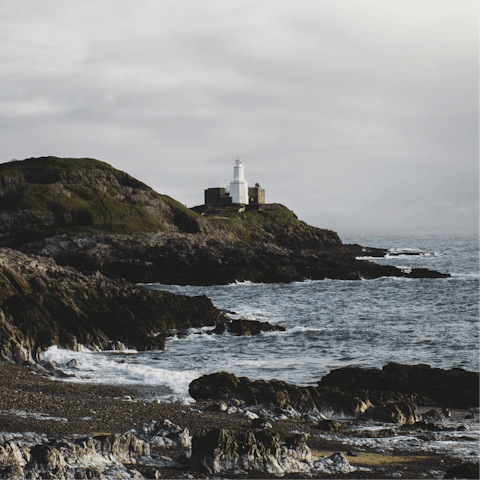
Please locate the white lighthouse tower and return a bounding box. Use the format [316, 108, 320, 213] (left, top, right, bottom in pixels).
[229, 157, 249, 204]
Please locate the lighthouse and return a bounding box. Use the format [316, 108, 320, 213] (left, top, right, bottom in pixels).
[229, 157, 249, 204]
[203, 158, 265, 206]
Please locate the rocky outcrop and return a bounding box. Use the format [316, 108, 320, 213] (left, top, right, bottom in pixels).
[190, 427, 356, 476]
[1, 157, 450, 285]
[210, 319, 286, 336]
[318, 363, 479, 408]
[18, 231, 450, 286]
[0, 419, 190, 480]
[188, 372, 369, 417]
[0, 248, 227, 363]
[189, 363, 479, 424]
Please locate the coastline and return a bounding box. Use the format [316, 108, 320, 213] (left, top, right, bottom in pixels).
[1, 362, 478, 479]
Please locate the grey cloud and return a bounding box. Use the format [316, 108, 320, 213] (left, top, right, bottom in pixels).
[0, 1, 477, 234]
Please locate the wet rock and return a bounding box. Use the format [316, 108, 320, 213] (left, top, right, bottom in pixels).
[422, 408, 451, 422]
[315, 387, 370, 417]
[0, 248, 228, 363]
[364, 400, 418, 425]
[189, 372, 372, 416]
[211, 319, 286, 336]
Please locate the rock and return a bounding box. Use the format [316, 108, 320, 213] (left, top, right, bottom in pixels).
[364, 400, 418, 425]
[315, 419, 341, 431]
[444, 462, 479, 479]
[315, 387, 370, 417]
[0, 433, 156, 479]
[66, 358, 78, 368]
[135, 419, 191, 448]
[422, 408, 450, 422]
[251, 418, 272, 429]
[211, 319, 286, 336]
[189, 371, 370, 417]
[190, 427, 313, 475]
[318, 363, 479, 408]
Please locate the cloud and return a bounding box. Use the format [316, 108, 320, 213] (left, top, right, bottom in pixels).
[0, 0, 477, 233]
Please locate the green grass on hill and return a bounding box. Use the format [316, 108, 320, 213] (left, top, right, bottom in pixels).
[0, 157, 168, 237]
[0, 157, 115, 177]
[202, 204, 332, 241]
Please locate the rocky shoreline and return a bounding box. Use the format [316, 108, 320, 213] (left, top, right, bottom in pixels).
[19, 231, 450, 286]
[1, 362, 478, 479]
[0, 248, 228, 363]
[0, 157, 471, 478]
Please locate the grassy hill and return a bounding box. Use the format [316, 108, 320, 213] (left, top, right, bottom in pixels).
[0, 156, 340, 249]
[0, 157, 203, 246]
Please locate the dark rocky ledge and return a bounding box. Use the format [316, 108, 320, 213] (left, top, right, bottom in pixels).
[210, 319, 286, 336]
[318, 363, 480, 408]
[19, 232, 450, 286]
[189, 363, 479, 420]
[0, 248, 227, 363]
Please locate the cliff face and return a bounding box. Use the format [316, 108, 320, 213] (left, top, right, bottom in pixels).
[0, 248, 227, 363]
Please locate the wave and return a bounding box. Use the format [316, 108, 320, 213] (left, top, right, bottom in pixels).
[450, 273, 480, 279]
[42, 346, 199, 398]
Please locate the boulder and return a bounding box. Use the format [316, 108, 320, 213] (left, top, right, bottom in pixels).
[364, 400, 418, 425]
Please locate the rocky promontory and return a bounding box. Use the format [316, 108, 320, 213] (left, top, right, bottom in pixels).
[0, 157, 450, 285]
[0, 248, 227, 363]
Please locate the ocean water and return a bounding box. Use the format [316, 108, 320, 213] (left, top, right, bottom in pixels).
[43, 233, 479, 400]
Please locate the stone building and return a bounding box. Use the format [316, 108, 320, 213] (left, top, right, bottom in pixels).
[204, 158, 265, 206]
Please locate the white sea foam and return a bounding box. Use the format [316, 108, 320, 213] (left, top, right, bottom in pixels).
[228, 280, 255, 286]
[388, 247, 422, 253]
[287, 325, 325, 334]
[41, 346, 199, 398]
[450, 272, 480, 279]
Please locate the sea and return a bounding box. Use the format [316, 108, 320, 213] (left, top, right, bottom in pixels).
[44, 232, 479, 400]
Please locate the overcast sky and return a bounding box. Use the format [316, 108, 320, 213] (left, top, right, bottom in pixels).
[0, 0, 477, 234]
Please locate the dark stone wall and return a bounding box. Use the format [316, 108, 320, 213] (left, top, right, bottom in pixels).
[220, 195, 232, 205]
[206, 186, 264, 205]
[205, 188, 226, 205]
[248, 187, 265, 204]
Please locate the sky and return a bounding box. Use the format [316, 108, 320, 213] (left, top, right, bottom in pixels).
[0, 0, 477, 234]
